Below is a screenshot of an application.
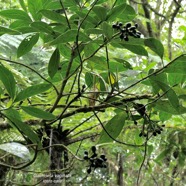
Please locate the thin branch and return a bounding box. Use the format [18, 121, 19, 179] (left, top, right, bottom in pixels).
[66, 133, 99, 145]
[168, 0, 182, 59]
[137, 136, 148, 186]
[59, 0, 71, 29]
[0, 57, 59, 95]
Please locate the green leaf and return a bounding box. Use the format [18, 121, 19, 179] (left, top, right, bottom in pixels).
[40, 9, 66, 23]
[30, 21, 54, 34]
[155, 149, 170, 163]
[149, 71, 179, 109]
[144, 38, 164, 59]
[4, 109, 41, 146]
[0, 26, 20, 36]
[159, 111, 172, 121]
[85, 72, 94, 88]
[17, 33, 39, 58]
[164, 55, 186, 74]
[49, 29, 91, 45]
[21, 106, 55, 120]
[86, 28, 103, 35]
[102, 21, 113, 39]
[122, 43, 148, 56]
[15, 83, 52, 102]
[107, 3, 127, 21]
[98, 112, 127, 144]
[0, 9, 31, 21]
[93, 6, 107, 21]
[156, 81, 179, 109]
[154, 100, 186, 115]
[0, 64, 16, 99]
[19, 0, 27, 12]
[168, 73, 184, 86]
[48, 48, 60, 78]
[28, 0, 43, 20]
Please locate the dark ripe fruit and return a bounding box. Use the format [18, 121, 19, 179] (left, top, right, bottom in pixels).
[128, 31, 134, 36]
[84, 155, 89, 160]
[129, 26, 136, 31]
[134, 120, 138, 125]
[112, 24, 118, 29]
[156, 130, 161, 134]
[100, 154, 107, 161]
[87, 167, 91, 174]
[82, 84, 86, 89]
[121, 28, 126, 33]
[135, 23, 138, 28]
[162, 124, 165, 127]
[153, 132, 157, 136]
[126, 22, 132, 28]
[124, 36, 129, 41]
[91, 146, 96, 153]
[160, 128, 163, 131]
[84, 151, 88, 155]
[118, 22, 123, 27]
[143, 133, 147, 137]
[120, 34, 125, 39]
[139, 132, 143, 137]
[173, 151, 179, 159]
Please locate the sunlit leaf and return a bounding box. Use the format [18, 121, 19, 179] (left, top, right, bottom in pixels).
[17, 33, 39, 58]
[21, 106, 56, 120]
[144, 38, 164, 59]
[15, 83, 52, 102]
[0, 142, 31, 160]
[0, 9, 31, 21]
[48, 47, 60, 78]
[0, 64, 16, 99]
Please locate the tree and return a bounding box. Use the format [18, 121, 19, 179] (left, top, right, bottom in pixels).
[0, 0, 186, 185]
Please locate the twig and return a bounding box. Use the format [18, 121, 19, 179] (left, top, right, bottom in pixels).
[59, 0, 71, 29]
[136, 135, 148, 186]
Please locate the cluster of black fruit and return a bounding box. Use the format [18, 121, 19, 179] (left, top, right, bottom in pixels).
[139, 124, 165, 137]
[112, 22, 141, 41]
[84, 146, 107, 174]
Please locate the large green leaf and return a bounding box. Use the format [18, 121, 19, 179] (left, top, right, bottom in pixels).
[98, 112, 127, 144]
[107, 3, 136, 22]
[40, 9, 66, 23]
[154, 100, 186, 115]
[48, 47, 60, 78]
[28, 0, 43, 20]
[19, 0, 27, 12]
[93, 6, 107, 21]
[0, 9, 31, 21]
[149, 71, 179, 109]
[122, 44, 148, 56]
[164, 55, 186, 74]
[4, 109, 41, 146]
[15, 83, 52, 102]
[0, 26, 20, 36]
[21, 106, 55, 120]
[17, 33, 39, 58]
[144, 38, 164, 59]
[0, 64, 16, 99]
[30, 21, 54, 34]
[49, 29, 91, 45]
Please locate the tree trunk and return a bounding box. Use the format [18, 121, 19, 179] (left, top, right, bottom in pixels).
[117, 153, 124, 186]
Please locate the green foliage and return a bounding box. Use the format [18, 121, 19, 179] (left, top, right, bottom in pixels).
[98, 112, 127, 144]
[0, 64, 16, 99]
[0, 0, 186, 185]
